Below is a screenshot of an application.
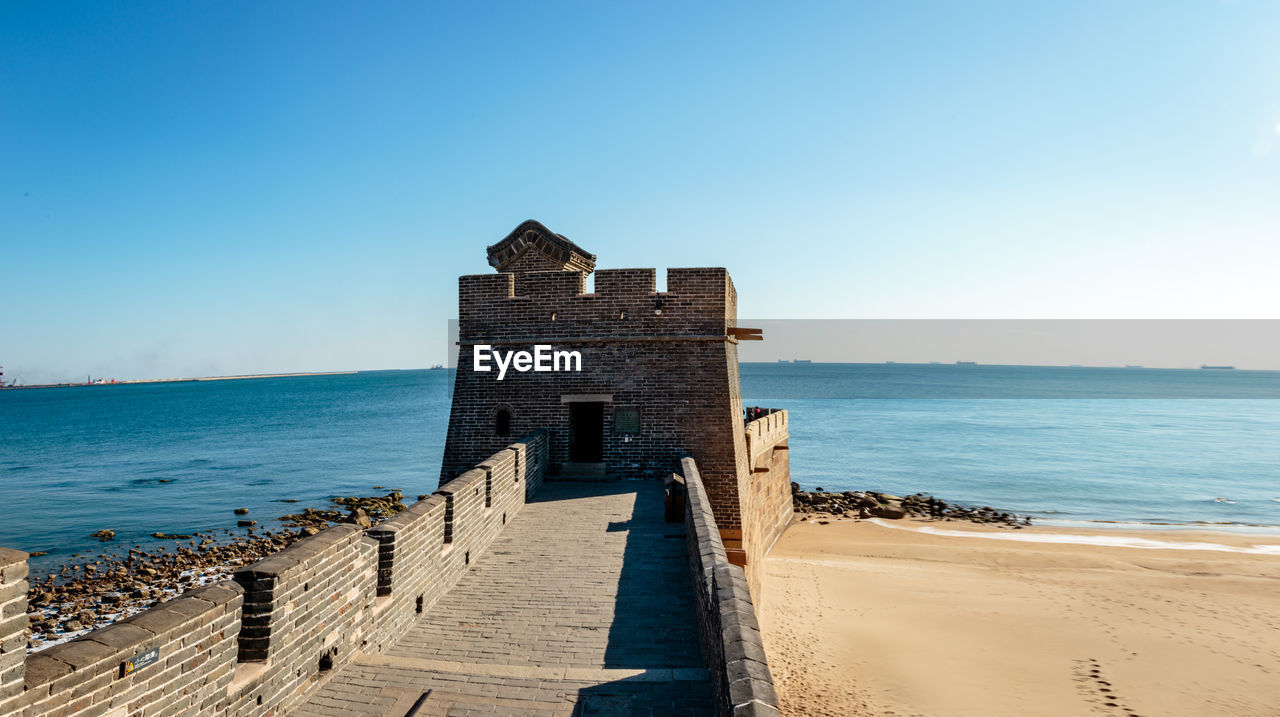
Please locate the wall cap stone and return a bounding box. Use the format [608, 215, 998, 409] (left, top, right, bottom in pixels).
[681, 456, 780, 716]
[0, 548, 27, 569]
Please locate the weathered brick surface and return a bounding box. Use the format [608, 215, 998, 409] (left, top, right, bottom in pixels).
[681, 457, 781, 717]
[443, 265, 745, 498]
[0, 547, 29, 708]
[359, 432, 546, 654]
[739, 411, 793, 601]
[4, 580, 244, 717]
[227, 523, 378, 715]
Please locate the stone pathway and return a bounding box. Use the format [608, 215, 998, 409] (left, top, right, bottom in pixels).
[291, 481, 713, 717]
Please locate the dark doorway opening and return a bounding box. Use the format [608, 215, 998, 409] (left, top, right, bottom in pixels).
[568, 402, 605, 462]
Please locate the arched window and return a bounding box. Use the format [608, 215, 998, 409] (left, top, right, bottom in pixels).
[495, 407, 512, 436]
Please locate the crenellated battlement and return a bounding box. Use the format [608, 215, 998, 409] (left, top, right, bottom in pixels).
[592, 267, 656, 296]
[513, 270, 585, 300]
[457, 266, 736, 341]
[745, 410, 788, 472]
[459, 273, 515, 302]
[460, 266, 732, 301]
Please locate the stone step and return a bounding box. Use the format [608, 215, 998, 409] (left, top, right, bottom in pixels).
[551, 462, 609, 479]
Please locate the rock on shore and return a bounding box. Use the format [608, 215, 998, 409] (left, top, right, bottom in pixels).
[25, 529, 301, 651]
[792, 484, 1030, 528]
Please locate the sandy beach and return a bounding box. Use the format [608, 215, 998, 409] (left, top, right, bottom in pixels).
[760, 517, 1280, 717]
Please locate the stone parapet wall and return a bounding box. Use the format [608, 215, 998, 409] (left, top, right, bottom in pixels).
[227, 524, 378, 714]
[744, 411, 787, 473]
[368, 431, 546, 653]
[681, 457, 781, 717]
[0, 430, 548, 717]
[366, 493, 447, 646]
[456, 267, 735, 339]
[3, 580, 242, 717]
[738, 410, 793, 602]
[1, 549, 30, 706]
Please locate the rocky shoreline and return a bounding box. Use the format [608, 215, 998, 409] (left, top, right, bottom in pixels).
[24, 484, 1027, 651]
[24, 490, 412, 652]
[792, 484, 1032, 528]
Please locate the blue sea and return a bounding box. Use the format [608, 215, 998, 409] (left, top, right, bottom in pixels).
[2, 364, 1279, 573]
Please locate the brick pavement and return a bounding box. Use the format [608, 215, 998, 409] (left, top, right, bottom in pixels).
[291, 481, 713, 717]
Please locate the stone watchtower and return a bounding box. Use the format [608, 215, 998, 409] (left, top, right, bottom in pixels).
[441, 220, 791, 581]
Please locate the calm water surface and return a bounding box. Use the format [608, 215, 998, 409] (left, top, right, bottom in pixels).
[3, 364, 1279, 572]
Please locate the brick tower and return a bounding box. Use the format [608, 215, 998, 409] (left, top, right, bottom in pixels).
[440, 220, 776, 565]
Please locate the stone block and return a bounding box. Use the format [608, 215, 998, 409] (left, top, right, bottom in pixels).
[235, 555, 300, 580]
[0, 549, 26, 572]
[733, 701, 782, 717]
[183, 582, 244, 607]
[728, 677, 779, 710]
[24, 655, 72, 690]
[128, 607, 193, 636]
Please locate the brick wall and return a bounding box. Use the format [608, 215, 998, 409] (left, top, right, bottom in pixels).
[2, 548, 30, 709]
[366, 431, 547, 651]
[227, 523, 378, 714]
[680, 457, 780, 717]
[739, 410, 794, 601]
[2, 579, 242, 717]
[441, 266, 746, 542]
[0, 432, 548, 717]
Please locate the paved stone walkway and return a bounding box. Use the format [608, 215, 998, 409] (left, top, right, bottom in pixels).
[291, 481, 713, 717]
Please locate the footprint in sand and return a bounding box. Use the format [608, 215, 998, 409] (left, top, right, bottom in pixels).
[1071, 658, 1142, 717]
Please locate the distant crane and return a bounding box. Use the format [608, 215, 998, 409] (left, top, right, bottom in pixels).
[0, 366, 22, 388]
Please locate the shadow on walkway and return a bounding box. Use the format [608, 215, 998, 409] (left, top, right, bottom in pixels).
[292, 480, 712, 716]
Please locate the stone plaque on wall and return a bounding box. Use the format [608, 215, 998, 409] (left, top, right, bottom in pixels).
[614, 408, 640, 434]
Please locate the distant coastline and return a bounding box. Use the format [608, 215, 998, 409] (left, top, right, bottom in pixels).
[0, 370, 358, 391]
[745, 361, 1277, 371]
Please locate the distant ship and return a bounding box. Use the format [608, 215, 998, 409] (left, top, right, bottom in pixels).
[792, 359, 812, 364]
[1124, 364, 1143, 368]
[1201, 365, 1236, 370]
[955, 361, 976, 365]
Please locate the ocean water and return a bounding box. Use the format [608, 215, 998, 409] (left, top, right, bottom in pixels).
[2, 364, 1279, 573]
[740, 363, 1280, 529]
[0, 370, 451, 574]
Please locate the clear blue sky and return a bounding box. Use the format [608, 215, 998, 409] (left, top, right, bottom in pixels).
[3, 2, 1278, 382]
